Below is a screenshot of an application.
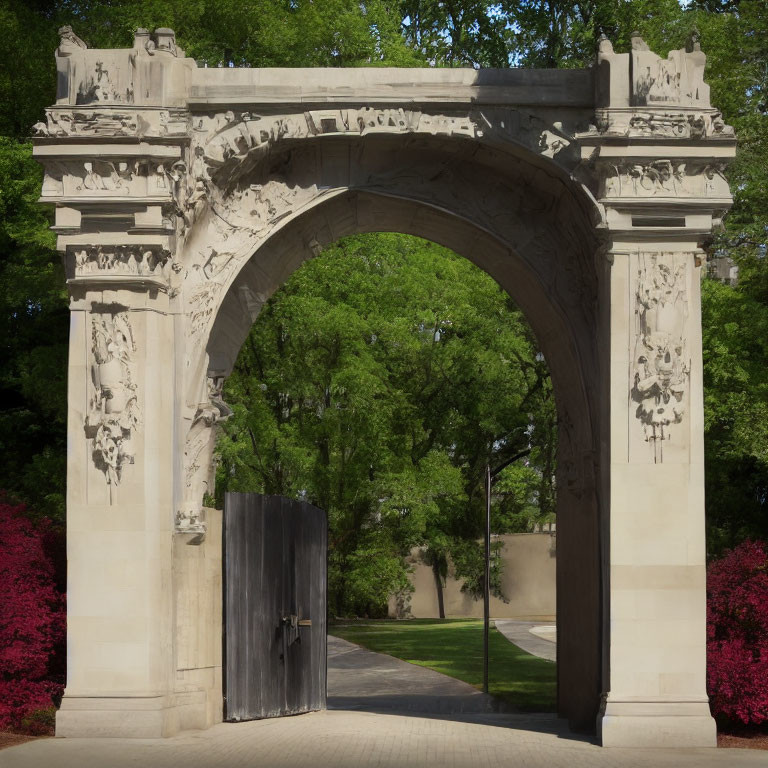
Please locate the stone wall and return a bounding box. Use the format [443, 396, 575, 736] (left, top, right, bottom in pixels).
[390, 533, 556, 620]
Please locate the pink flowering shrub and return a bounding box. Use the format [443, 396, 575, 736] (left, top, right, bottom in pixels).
[707, 540, 768, 725]
[0, 501, 65, 732]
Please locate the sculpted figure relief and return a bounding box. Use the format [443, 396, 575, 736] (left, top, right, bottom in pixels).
[72, 245, 172, 279]
[600, 160, 729, 199]
[86, 312, 141, 497]
[39, 158, 177, 200]
[631, 253, 690, 463]
[179, 377, 231, 533]
[197, 107, 582, 189]
[32, 107, 189, 138]
[631, 30, 708, 107]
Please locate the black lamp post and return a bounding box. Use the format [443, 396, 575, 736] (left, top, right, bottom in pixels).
[483, 449, 530, 695]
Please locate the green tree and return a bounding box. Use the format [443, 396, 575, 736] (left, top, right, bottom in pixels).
[216, 235, 554, 615]
[0, 0, 425, 521]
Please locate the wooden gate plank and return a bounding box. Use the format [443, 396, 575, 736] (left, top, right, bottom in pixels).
[224, 493, 326, 721]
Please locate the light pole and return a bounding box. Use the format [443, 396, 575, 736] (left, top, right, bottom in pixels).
[482, 449, 530, 696]
[483, 464, 491, 694]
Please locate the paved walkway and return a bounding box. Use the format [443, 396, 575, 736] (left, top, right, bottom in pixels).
[328, 634, 502, 713]
[3, 635, 760, 767]
[494, 620, 557, 662]
[3, 709, 762, 768]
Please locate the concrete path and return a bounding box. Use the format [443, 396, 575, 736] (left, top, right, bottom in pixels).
[328, 634, 502, 713]
[494, 620, 557, 662]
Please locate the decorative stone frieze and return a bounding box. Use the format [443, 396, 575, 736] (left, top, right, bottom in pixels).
[69, 244, 173, 280]
[592, 107, 732, 140]
[598, 160, 729, 200]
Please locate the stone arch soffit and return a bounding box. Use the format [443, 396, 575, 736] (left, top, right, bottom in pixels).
[180, 129, 604, 293]
[191, 187, 601, 469]
[194, 106, 602, 214]
[182, 133, 602, 359]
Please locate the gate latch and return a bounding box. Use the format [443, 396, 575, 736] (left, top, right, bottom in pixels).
[281, 615, 312, 628]
[281, 614, 298, 630]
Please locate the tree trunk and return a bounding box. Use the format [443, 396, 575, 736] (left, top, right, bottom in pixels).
[432, 561, 445, 619]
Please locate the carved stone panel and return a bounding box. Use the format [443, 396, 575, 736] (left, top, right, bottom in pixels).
[630, 252, 691, 464]
[33, 107, 189, 138]
[631, 33, 709, 108]
[178, 376, 231, 532]
[599, 160, 729, 200]
[592, 109, 733, 140]
[40, 159, 174, 201]
[193, 106, 587, 191]
[85, 311, 141, 498]
[71, 245, 172, 279]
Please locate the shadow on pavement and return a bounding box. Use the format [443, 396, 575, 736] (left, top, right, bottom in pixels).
[327, 635, 593, 745]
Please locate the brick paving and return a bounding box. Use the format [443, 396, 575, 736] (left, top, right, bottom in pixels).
[2, 636, 759, 767]
[2, 710, 763, 768]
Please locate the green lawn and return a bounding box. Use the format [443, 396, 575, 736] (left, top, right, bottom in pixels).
[329, 618, 556, 712]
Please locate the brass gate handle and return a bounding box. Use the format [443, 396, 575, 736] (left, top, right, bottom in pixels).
[297, 619, 312, 627]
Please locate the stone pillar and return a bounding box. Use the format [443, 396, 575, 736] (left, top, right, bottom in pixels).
[598, 244, 715, 747]
[587, 33, 735, 746]
[56, 285, 181, 738]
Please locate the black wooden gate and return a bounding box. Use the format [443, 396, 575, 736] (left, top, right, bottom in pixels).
[223, 493, 327, 720]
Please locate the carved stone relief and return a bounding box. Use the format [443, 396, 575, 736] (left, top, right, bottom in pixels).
[179, 139, 596, 379]
[85, 311, 141, 497]
[71, 245, 172, 278]
[77, 58, 131, 104]
[600, 160, 729, 199]
[631, 253, 690, 463]
[178, 376, 231, 533]
[592, 108, 733, 140]
[631, 31, 709, 107]
[33, 107, 189, 139]
[194, 106, 586, 189]
[188, 284, 221, 348]
[40, 159, 175, 199]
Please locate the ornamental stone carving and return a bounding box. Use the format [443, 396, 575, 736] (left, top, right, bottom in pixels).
[39, 159, 175, 200]
[631, 252, 690, 463]
[599, 160, 729, 200]
[85, 311, 141, 497]
[179, 376, 231, 533]
[34, 28, 734, 494]
[71, 245, 172, 278]
[196, 106, 586, 191]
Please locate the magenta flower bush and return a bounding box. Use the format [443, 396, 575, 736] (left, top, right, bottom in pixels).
[707, 540, 768, 725]
[0, 501, 65, 732]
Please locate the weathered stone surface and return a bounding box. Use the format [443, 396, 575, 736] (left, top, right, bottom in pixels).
[35, 27, 733, 747]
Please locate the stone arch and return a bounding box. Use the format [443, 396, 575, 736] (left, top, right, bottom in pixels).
[180, 136, 604, 727]
[217, 197, 603, 720]
[38, 27, 734, 746]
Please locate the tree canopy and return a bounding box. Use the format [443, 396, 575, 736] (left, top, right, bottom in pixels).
[215, 235, 555, 616]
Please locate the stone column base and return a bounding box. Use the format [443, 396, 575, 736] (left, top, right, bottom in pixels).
[56, 690, 219, 738]
[597, 698, 717, 748]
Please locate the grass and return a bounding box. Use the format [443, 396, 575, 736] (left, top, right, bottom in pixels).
[329, 618, 556, 712]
